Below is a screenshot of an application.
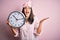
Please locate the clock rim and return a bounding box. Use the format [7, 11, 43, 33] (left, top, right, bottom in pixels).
[8, 11, 25, 28]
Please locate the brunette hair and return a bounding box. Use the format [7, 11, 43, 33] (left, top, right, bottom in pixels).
[22, 8, 34, 24]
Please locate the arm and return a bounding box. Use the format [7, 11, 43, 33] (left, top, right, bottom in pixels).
[6, 20, 19, 37]
[37, 17, 49, 34]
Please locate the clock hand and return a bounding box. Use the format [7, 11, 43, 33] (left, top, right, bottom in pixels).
[13, 15, 18, 20]
[17, 18, 24, 20]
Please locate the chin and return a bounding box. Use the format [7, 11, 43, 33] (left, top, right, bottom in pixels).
[26, 15, 29, 18]
[26, 15, 29, 17]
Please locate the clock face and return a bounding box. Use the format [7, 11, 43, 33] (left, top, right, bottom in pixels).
[8, 11, 25, 28]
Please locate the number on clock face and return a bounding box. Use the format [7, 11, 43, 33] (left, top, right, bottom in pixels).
[8, 11, 25, 28]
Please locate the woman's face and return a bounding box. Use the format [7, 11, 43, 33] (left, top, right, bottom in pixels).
[24, 6, 31, 19]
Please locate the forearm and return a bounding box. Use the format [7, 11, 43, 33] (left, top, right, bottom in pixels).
[6, 19, 19, 37]
[37, 22, 43, 34]
[11, 28, 17, 35]
[11, 28, 19, 37]
[37, 17, 48, 34]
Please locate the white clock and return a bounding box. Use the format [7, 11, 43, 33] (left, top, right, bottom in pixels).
[8, 11, 25, 28]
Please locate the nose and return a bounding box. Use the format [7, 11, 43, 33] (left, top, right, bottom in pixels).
[26, 8, 29, 11]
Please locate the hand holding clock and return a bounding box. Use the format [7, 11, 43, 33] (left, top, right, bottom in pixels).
[7, 11, 25, 28]
[6, 11, 25, 36]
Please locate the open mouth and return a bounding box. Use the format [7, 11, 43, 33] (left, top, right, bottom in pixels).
[26, 12, 29, 14]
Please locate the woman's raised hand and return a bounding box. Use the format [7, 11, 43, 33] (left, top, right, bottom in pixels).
[40, 17, 49, 23]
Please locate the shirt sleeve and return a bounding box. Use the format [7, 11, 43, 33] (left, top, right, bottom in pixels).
[33, 16, 40, 36]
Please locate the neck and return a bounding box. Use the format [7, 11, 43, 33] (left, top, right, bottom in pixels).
[25, 18, 28, 22]
[25, 16, 29, 23]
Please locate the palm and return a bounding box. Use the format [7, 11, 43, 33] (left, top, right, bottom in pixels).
[40, 17, 49, 23]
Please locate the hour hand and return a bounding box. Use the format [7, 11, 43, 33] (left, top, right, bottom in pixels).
[13, 15, 18, 20]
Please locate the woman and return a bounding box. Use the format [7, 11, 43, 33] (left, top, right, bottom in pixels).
[7, 1, 49, 40]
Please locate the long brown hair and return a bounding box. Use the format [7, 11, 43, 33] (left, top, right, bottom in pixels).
[22, 8, 34, 24]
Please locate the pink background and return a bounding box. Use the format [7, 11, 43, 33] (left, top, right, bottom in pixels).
[0, 0, 60, 40]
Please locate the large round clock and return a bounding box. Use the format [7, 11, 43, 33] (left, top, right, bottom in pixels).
[8, 11, 25, 28]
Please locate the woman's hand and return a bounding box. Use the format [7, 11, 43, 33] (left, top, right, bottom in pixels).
[40, 17, 49, 23]
[6, 19, 9, 25]
[6, 20, 18, 36]
[37, 17, 49, 34]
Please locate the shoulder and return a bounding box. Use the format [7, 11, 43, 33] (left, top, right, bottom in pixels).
[34, 16, 39, 22]
[33, 16, 39, 25]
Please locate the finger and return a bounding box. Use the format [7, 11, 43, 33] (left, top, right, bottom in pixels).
[40, 17, 49, 23]
[46, 17, 49, 19]
[43, 17, 49, 20]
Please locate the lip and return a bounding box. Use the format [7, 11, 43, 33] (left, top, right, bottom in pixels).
[26, 12, 29, 13]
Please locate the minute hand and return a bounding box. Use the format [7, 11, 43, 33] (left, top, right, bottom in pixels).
[13, 15, 18, 20]
[17, 18, 24, 20]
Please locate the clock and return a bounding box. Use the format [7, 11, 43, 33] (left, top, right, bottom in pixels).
[8, 11, 25, 28]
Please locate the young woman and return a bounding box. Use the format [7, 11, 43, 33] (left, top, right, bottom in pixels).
[7, 1, 49, 40]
